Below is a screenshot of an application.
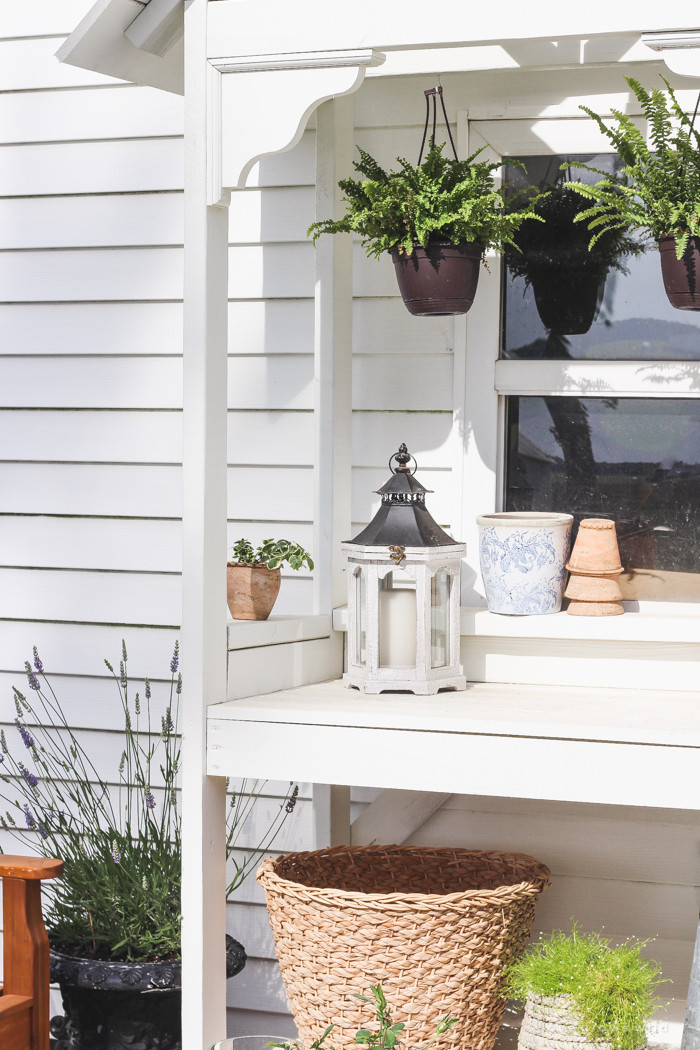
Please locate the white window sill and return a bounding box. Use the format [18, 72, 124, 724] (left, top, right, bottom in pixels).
[332, 604, 700, 644]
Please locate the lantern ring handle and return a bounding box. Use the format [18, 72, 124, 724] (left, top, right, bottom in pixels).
[389, 452, 417, 475]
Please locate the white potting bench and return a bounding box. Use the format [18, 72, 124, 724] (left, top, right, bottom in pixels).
[57, 3, 700, 1049]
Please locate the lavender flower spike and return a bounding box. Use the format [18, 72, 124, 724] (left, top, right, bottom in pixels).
[23, 805, 35, 830]
[24, 662, 40, 691]
[16, 721, 35, 749]
[145, 791, 156, 809]
[170, 641, 179, 675]
[112, 845, 121, 864]
[22, 767, 38, 789]
[285, 785, 299, 814]
[33, 647, 44, 673]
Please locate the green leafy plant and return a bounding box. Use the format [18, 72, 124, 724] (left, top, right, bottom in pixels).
[270, 984, 457, 1050]
[0, 643, 298, 961]
[502, 927, 666, 1050]
[565, 76, 700, 258]
[230, 537, 314, 572]
[308, 142, 541, 258]
[506, 182, 643, 283]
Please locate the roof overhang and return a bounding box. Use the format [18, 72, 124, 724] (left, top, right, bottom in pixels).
[56, 0, 184, 95]
[56, 0, 700, 96]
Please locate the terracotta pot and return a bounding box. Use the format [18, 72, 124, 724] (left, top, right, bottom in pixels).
[390, 240, 484, 316]
[566, 518, 623, 575]
[530, 261, 606, 335]
[226, 563, 281, 620]
[659, 234, 700, 310]
[567, 599, 624, 617]
[564, 573, 623, 602]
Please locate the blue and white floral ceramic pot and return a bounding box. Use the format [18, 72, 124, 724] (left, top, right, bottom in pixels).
[476, 512, 573, 615]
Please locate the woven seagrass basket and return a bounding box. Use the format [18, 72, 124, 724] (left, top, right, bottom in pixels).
[257, 845, 551, 1050]
[518, 995, 611, 1050]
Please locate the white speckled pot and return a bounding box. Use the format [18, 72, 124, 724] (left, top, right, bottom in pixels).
[477, 512, 573, 615]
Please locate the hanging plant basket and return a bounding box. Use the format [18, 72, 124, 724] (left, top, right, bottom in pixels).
[659, 234, 700, 310]
[529, 256, 607, 335]
[390, 239, 484, 316]
[257, 845, 550, 1050]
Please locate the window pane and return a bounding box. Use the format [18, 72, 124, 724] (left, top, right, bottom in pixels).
[430, 570, 450, 668]
[505, 397, 700, 601]
[503, 155, 700, 361]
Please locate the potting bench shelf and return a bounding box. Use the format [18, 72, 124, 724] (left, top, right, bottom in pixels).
[207, 678, 700, 810]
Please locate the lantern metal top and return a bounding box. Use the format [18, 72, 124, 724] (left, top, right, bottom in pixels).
[346, 443, 460, 548]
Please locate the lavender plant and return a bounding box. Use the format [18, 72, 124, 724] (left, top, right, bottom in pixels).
[0, 642, 298, 962]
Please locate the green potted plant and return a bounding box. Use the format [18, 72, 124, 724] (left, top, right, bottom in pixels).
[0, 643, 299, 1050]
[308, 143, 540, 317]
[502, 926, 666, 1050]
[227, 538, 314, 621]
[565, 76, 700, 310]
[505, 177, 642, 335]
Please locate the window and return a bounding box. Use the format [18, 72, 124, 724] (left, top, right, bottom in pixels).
[502, 154, 700, 361]
[498, 152, 700, 604]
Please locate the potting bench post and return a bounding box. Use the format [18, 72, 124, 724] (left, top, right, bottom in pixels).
[181, 10, 379, 1044]
[181, 2, 229, 1049]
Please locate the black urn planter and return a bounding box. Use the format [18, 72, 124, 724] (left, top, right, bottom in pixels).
[49, 937, 246, 1050]
[659, 233, 700, 310]
[528, 253, 607, 336]
[389, 240, 484, 316]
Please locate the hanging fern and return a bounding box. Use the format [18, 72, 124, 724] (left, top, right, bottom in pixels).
[564, 76, 700, 258]
[308, 143, 541, 259]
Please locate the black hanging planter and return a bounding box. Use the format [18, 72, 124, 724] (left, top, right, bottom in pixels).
[390, 239, 484, 316]
[659, 233, 700, 310]
[49, 937, 246, 1050]
[528, 251, 607, 335]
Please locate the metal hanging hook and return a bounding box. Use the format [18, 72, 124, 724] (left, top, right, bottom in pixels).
[418, 86, 458, 166]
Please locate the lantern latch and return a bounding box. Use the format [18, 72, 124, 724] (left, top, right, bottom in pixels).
[388, 545, 406, 565]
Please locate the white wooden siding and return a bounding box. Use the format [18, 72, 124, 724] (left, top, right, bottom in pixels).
[0, 5, 317, 1031]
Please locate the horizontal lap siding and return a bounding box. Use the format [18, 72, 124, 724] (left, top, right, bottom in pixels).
[0, 11, 317, 1028]
[351, 123, 454, 531]
[0, 14, 185, 996]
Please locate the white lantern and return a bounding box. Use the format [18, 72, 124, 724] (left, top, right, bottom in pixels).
[342, 444, 466, 695]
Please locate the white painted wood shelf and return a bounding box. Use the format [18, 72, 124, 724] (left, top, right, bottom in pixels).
[208, 678, 700, 811]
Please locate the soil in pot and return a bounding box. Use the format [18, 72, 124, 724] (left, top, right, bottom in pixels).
[227, 562, 281, 620]
[49, 937, 246, 1050]
[659, 234, 700, 310]
[390, 240, 484, 316]
[529, 259, 606, 335]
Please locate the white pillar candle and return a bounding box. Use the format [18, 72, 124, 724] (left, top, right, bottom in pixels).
[379, 588, 417, 667]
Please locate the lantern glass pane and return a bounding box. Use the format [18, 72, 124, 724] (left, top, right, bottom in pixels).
[355, 568, 367, 667]
[379, 570, 417, 668]
[431, 569, 450, 668]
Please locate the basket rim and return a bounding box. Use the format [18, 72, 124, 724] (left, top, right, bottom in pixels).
[256, 845, 551, 905]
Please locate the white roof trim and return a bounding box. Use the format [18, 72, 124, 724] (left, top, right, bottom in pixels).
[55, 0, 184, 95]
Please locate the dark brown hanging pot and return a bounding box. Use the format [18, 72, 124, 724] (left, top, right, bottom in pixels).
[529, 253, 607, 335]
[659, 233, 700, 310]
[390, 239, 484, 316]
[391, 87, 483, 317]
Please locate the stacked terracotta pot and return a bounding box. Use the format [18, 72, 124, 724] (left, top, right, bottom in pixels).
[564, 518, 624, 616]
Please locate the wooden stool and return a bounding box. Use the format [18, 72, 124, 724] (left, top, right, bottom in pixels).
[0, 856, 63, 1050]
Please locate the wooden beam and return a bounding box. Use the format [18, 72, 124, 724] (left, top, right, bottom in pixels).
[351, 790, 451, 846]
[181, 2, 229, 1049]
[312, 94, 354, 671]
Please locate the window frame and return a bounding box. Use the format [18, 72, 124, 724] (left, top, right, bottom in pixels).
[453, 111, 700, 625]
